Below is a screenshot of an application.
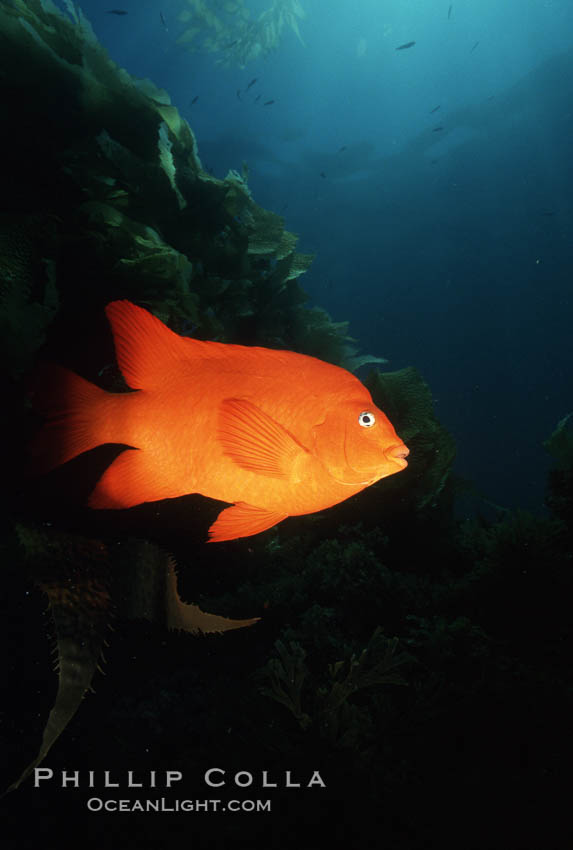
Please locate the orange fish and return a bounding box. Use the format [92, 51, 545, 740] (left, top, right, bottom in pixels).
[32, 301, 409, 542]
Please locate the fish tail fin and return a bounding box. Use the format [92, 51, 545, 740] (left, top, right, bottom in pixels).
[29, 364, 116, 473]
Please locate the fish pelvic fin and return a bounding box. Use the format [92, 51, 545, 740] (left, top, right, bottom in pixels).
[28, 364, 117, 474]
[218, 397, 308, 480]
[207, 502, 287, 542]
[105, 300, 193, 389]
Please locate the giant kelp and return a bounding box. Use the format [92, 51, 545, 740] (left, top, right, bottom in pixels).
[177, 0, 307, 68]
[0, 213, 59, 376]
[0, 0, 326, 378]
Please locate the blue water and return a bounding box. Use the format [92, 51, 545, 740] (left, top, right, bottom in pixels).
[67, 0, 573, 511]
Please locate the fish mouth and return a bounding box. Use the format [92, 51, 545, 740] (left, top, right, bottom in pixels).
[331, 439, 409, 486]
[384, 443, 409, 469]
[332, 451, 408, 486]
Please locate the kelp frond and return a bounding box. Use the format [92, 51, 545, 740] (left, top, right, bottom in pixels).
[177, 0, 307, 68]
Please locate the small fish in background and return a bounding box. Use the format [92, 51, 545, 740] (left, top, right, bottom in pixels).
[254, 93, 261, 102]
[470, 41, 479, 52]
[29, 301, 409, 543]
[106, 9, 128, 14]
[236, 89, 242, 100]
[190, 96, 199, 105]
[263, 99, 275, 106]
[246, 78, 258, 90]
[160, 11, 168, 31]
[338, 145, 347, 152]
[448, 4, 452, 19]
[225, 40, 238, 49]
[429, 105, 441, 113]
[432, 126, 444, 132]
[396, 41, 416, 50]
[320, 171, 326, 178]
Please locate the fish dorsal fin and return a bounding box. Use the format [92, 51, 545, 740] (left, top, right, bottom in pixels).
[218, 397, 308, 479]
[208, 503, 288, 542]
[105, 300, 191, 389]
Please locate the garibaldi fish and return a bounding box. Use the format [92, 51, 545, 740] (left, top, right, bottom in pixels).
[32, 301, 409, 541]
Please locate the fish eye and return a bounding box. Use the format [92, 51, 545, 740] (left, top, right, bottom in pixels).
[358, 410, 376, 428]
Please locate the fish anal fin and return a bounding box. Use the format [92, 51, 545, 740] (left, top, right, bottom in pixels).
[218, 397, 307, 480]
[88, 448, 183, 509]
[165, 558, 259, 632]
[208, 502, 287, 542]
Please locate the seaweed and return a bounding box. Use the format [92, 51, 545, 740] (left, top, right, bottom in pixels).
[0, 0, 340, 377]
[544, 412, 573, 470]
[366, 366, 457, 508]
[177, 0, 307, 68]
[0, 214, 59, 374]
[544, 414, 573, 530]
[259, 628, 411, 750]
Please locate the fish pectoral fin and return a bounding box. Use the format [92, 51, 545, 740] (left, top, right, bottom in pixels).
[218, 397, 308, 479]
[208, 502, 287, 542]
